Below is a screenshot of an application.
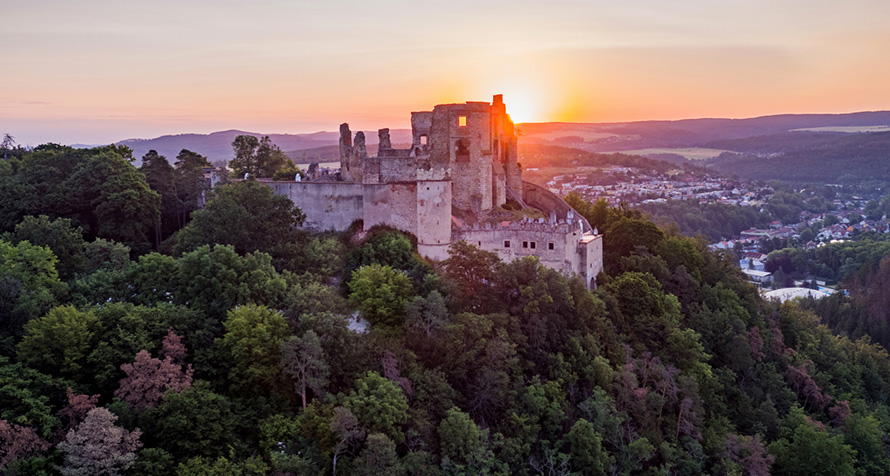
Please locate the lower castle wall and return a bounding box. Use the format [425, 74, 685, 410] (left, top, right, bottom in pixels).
[269, 181, 364, 231]
[454, 223, 583, 275]
[363, 182, 419, 235]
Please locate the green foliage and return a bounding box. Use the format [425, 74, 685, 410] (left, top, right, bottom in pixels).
[567, 418, 613, 476]
[769, 421, 857, 476]
[640, 200, 772, 241]
[17, 306, 99, 380]
[130, 447, 175, 476]
[81, 238, 130, 274]
[151, 382, 238, 459]
[348, 263, 414, 327]
[280, 330, 330, 408]
[343, 371, 409, 443]
[0, 239, 65, 345]
[603, 217, 665, 274]
[139, 150, 181, 247]
[176, 245, 288, 318]
[229, 135, 294, 179]
[2, 180, 890, 474]
[0, 144, 160, 253]
[709, 131, 890, 183]
[606, 272, 705, 368]
[175, 455, 269, 476]
[438, 407, 496, 470]
[354, 433, 404, 476]
[6, 215, 87, 280]
[345, 230, 433, 291]
[175, 181, 306, 263]
[0, 356, 70, 438]
[440, 241, 501, 313]
[222, 304, 291, 397]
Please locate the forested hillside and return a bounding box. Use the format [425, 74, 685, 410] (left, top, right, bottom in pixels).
[706, 132, 890, 184]
[2, 145, 890, 475]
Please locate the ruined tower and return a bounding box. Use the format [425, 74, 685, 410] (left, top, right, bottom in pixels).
[268, 95, 602, 288]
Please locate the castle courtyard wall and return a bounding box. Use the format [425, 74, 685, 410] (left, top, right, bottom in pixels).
[363, 182, 419, 235]
[269, 181, 364, 231]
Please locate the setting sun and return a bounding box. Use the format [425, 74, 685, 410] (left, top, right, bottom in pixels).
[502, 94, 538, 124]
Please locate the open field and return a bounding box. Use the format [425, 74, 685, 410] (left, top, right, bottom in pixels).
[520, 131, 620, 141]
[792, 125, 890, 133]
[602, 147, 729, 160]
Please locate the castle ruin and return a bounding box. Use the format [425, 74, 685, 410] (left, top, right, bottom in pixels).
[264, 95, 603, 288]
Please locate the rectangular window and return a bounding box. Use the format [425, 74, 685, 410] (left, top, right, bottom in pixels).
[504, 240, 510, 248]
[530, 242, 536, 249]
[548, 242, 555, 250]
[458, 115, 467, 127]
[522, 241, 528, 249]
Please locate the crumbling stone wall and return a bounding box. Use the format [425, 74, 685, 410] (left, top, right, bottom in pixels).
[269, 181, 364, 231]
[363, 182, 419, 235]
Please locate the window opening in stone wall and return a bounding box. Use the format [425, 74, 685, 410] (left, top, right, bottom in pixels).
[504, 240, 510, 248]
[530, 242, 536, 249]
[420, 134, 428, 145]
[458, 115, 467, 127]
[548, 242, 555, 250]
[522, 241, 528, 248]
[455, 139, 470, 163]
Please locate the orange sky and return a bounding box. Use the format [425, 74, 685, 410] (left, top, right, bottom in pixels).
[3, 0, 890, 145]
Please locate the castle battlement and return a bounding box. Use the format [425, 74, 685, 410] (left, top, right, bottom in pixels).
[271, 95, 603, 288]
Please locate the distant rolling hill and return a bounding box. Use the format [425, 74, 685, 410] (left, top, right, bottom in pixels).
[517, 110, 890, 153]
[705, 131, 890, 184]
[518, 111, 890, 184]
[114, 129, 412, 165]
[99, 110, 890, 176]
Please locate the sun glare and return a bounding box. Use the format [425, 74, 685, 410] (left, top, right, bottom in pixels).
[503, 94, 537, 124]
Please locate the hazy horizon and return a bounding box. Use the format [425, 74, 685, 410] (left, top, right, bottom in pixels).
[4, 0, 890, 146]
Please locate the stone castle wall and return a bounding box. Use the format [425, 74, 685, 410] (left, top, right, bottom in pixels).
[262, 96, 601, 288]
[268, 181, 364, 231]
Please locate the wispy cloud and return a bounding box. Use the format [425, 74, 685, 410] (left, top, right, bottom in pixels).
[0, 98, 51, 106]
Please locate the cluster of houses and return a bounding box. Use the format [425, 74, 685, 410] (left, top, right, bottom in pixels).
[545, 167, 767, 207]
[541, 165, 888, 302]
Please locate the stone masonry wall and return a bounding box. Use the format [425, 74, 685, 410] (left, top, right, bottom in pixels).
[416, 180, 452, 261]
[269, 181, 364, 231]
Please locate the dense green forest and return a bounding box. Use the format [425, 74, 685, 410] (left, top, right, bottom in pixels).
[706, 132, 890, 185]
[3, 144, 890, 475]
[637, 201, 772, 242]
[764, 233, 890, 356]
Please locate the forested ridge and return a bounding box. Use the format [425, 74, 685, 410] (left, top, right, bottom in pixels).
[706, 132, 890, 184]
[2, 145, 890, 475]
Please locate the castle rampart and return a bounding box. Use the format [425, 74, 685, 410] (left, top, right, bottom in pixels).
[265, 95, 602, 288]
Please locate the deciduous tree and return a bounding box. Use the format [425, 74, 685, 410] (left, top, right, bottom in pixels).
[222, 304, 290, 396]
[347, 263, 413, 327]
[17, 305, 99, 380]
[0, 419, 50, 470]
[57, 407, 142, 476]
[115, 330, 194, 411]
[343, 371, 408, 444]
[280, 330, 330, 408]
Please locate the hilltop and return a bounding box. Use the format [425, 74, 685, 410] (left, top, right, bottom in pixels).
[110, 129, 413, 165]
[94, 110, 890, 178]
